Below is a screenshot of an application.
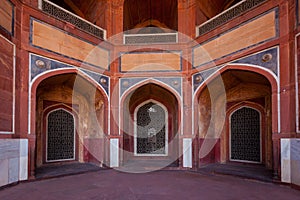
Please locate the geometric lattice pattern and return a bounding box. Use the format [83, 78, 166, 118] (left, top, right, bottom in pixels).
[124, 33, 177, 44]
[136, 102, 166, 155]
[230, 107, 261, 162]
[47, 109, 75, 161]
[41, 0, 105, 39]
[197, 0, 267, 36]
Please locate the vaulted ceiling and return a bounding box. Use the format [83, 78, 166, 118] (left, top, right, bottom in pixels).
[123, 0, 178, 31]
[49, 0, 242, 30]
[37, 73, 104, 102]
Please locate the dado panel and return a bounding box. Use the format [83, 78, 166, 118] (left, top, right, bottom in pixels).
[120, 52, 181, 72]
[31, 19, 109, 70]
[193, 10, 277, 68]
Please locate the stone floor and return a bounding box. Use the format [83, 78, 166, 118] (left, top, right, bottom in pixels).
[34, 162, 273, 182]
[1, 166, 300, 200]
[35, 162, 103, 179]
[0, 170, 299, 200]
[198, 163, 273, 182]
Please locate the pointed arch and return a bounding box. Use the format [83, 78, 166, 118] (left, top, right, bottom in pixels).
[31, 68, 108, 98]
[119, 78, 182, 136]
[194, 64, 278, 98]
[193, 64, 275, 168]
[29, 68, 109, 136]
[120, 78, 182, 104]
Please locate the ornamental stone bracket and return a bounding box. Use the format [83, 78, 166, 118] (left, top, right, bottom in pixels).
[120, 77, 182, 98]
[29, 54, 110, 96]
[193, 46, 279, 94]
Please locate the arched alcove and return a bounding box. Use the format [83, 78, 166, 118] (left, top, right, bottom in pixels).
[35, 73, 107, 168]
[195, 68, 273, 170]
[121, 83, 180, 167]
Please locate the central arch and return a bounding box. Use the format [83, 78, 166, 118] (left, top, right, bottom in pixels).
[121, 83, 180, 168]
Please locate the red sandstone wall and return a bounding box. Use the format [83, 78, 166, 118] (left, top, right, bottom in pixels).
[0, 0, 297, 181]
[0, 35, 15, 134]
[297, 35, 300, 134]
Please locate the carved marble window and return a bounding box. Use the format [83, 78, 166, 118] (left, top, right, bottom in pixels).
[47, 109, 75, 162]
[134, 101, 168, 155]
[230, 107, 261, 162]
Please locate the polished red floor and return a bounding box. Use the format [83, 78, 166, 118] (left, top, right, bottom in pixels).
[1, 170, 300, 200]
